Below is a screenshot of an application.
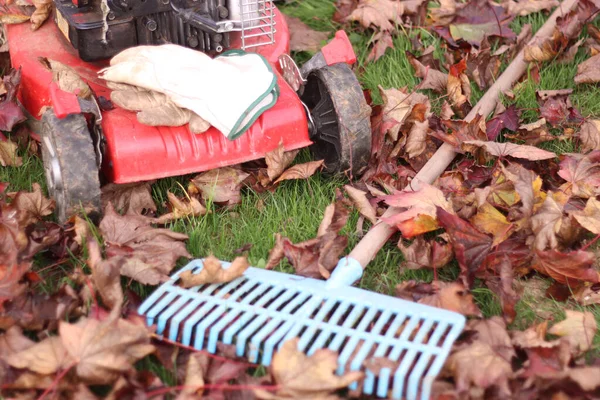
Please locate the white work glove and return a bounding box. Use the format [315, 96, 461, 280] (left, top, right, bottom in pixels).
[107, 81, 211, 133]
[99, 44, 279, 139]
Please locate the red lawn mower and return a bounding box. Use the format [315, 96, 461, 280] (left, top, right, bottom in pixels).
[6, 0, 372, 222]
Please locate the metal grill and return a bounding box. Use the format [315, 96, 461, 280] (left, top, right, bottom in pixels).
[139, 259, 465, 400]
[239, 0, 276, 50]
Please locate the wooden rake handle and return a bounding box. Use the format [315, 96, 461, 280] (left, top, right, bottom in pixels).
[347, 0, 579, 269]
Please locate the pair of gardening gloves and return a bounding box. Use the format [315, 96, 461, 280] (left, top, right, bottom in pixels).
[98, 44, 279, 139]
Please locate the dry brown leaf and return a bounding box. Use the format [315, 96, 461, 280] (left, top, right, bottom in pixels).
[367, 31, 394, 63]
[397, 235, 453, 270]
[407, 52, 448, 93]
[189, 167, 249, 206]
[531, 192, 568, 250]
[579, 119, 600, 152]
[405, 119, 430, 158]
[447, 59, 471, 118]
[344, 185, 377, 224]
[87, 238, 123, 311]
[254, 338, 363, 399]
[10, 183, 54, 227]
[548, 310, 597, 354]
[179, 255, 249, 287]
[265, 233, 285, 270]
[0, 139, 23, 167]
[573, 284, 600, 306]
[275, 160, 324, 183]
[6, 336, 72, 375]
[345, 0, 405, 31]
[379, 85, 429, 141]
[575, 53, 600, 84]
[463, 140, 556, 161]
[317, 198, 351, 237]
[39, 58, 92, 98]
[31, 0, 52, 30]
[505, 0, 559, 16]
[0, 326, 34, 357]
[285, 15, 329, 53]
[524, 29, 568, 63]
[265, 141, 299, 183]
[0, 14, 30, 24]
[511, 321, 558, 349]
[572, 196, 600, 234]
[470, 202, 514, 247]
[395, 281, 482, 317]
[154, 191, 207, 224]
[59, 316, 155, 384]
[101, 181, 157, 216]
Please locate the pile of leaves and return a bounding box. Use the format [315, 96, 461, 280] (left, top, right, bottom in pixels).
[3, 0, 600, 399]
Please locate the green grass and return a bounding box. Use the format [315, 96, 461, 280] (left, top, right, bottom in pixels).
[4, 0, 600, 389]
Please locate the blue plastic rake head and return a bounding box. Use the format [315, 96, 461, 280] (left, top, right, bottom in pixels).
[138, 257, 465, 400]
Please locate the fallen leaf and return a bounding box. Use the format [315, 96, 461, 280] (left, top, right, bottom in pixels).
[0, 69, 26, 132]
[537, 89, 583, 126]
[407, 51, 448, 93]
[265, 233, 285, 270]
[87, 238, 123, 310]
[39, 58, 92, 98]
[573, 283, 600, 306]
[367, 31, 394, 63]
[395, 281, 481, 317]
[463, 140, 556, 161]
[265, 141, 299, 183]
[345, 0, 405, 31]
[405, 119, 430, 158]
[11, 183, 55, 226]
[0, 14, 30, 24]
[511, 321, 558, 349]
[59, 316, 155, 384]
[548, 310, 597, 354]
[470, 202, 514, 246]
[484, 256, 519, 323]
[189, 167, 249, 206]
[6, 336, 72, 375]
[333, 0, 358, 22]
[282, 232, 348, 279]
[505, 0, 559, 16]
[558, 151, 600, 198]
[579, 119, 600, 152]
[100, 203, 191, 283]
[0, 264, 29, 311]
[0, 326, 34, 357]
[317, 197, 351, 236]
[275, 160, 324, 183]
[437, 207, 492, 286]
[344, 185, 377, 224]
[101, 181, 157, 215]
[31, 0, 52, 30]
[398, 235, 453, 270]
[154, 191, 206, 224]
[505, 118, 559, 145]
[254, 338, 363, 399]
[485, 106, 519, 141]
[430, 116, 487, 152]
[572, 196, 600, 234]
[447, 59, 471, 117]
[524, 29, 569, 62]
[531, 249, 599, 286]
[284, 15, 329, 53]
[0, 139, 22, 167]
[379, 85, 429, 141]
[574, 53, 600, 84]
[178, 255, 249, 287]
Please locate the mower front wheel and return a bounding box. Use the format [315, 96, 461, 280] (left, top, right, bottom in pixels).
[41, 111, 102, 223]
[301, 63, 371, 177]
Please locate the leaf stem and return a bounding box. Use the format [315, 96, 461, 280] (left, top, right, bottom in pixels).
[36, 362, 76, 400]
[582, 234, 600, 251]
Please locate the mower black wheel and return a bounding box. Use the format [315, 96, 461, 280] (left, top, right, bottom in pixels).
[301, 63, 371, 177]
[40, 110, 102, 224]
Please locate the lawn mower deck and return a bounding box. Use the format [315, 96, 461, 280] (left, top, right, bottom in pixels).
[6, 9, 312, 184]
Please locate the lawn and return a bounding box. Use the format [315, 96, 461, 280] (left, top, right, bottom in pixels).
[3, 0, 600, 396]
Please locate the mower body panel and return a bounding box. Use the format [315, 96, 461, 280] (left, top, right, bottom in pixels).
[7, 8, 312, 183]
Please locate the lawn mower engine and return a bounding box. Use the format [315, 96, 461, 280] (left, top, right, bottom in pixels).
[55, 0, 273, 61]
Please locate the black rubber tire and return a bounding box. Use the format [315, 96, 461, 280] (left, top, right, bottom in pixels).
[301, 63, 371, 177]
[40, 111, 101, 224]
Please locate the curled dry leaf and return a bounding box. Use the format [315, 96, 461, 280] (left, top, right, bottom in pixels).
[367, 31, 394, 63]
[101, 181, 157, 215]
[31, 0, 53, 30]
[11, 182, 55, 226]
[574, 53, 600, 84]
[265, 141, 299, 183]
[407, 51, 448, 93]
[282, 232, 348, 279]
[0, 138, 22, 167]
[39, 58, 92, 99]
[463, 140, 556, 161]
[558, 151, 600, 198]
[275, 159, 324, 183]
[0, 264, 29, 311]
[345, 0, 405, 31]
[531, 249, 599, 286]
[344, 185, 377, 224]
[179, 255, 249, 287]
[189, 167, 249, 206]
[154, 191, 207, 224]
[0, 14, 30, 24]
[87, 238, 124, 311]
[504, 0, 559, 17]
[548, 310, 597, 354]
[379, 85, 429, 141]
[579, 119, 600, 152]
[0, 69, 27, 133]
[447, 59, 471, 117]
[524, 29, 568, 62]
[398, 235, 453, 270]
[511, 321, 558, 349]
[395, 280, 482, 317]
[470, 202, 514, 247]
[284, 15, 328, 53]
[254, 338, 363, 399]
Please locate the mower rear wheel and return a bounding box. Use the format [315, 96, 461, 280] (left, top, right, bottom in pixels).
[41, 111, 101, 224]
[301, 63, 371, 177]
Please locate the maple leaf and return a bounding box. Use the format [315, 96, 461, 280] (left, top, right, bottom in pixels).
[6, 336, 73, 375]
[511, 321, 558, 349]
[558, 151, 600, 198]
[483, 256, 519, 323]
[189, 167, 249, 206]
[430, 115, 487, 152]
[264, 141, 299, 183]
[398, 235, 453, 270]
[367, 31, 394, 63]
[395, 280, 482, 316]
[181, 351, 248, 397]
[317, 197, 351, 237]
[405, 119, 430, 159]
[504, 0, 559, 16]
[0, 138, 22, 167]
[572, 196, 600, 234]
[101, 181, 157, 215]
[285, 15, 329, 53]
[524, 28, 569, 62]
[381, 183, 453, 237]
[344, 185, 377, 224]
[531, 249, 599, 286]
[537, 89, 583, 127]
[406, 51, 448, 93]
[437, 207, 493, 286]
[579, 119, 600, 152]
[154, 191, 207, 224]
[575, 53, 600, 84]
[87, 238, 123, 310]
[501, 162, 546, 219]
[275, 160, 325, 183]
[548, 310, 597, 355]
[178, 255, 249, 287]
[0, 264, 29, 311]
[446, 59, 472, 117]
[345, 0, 405, 31]
[0, 69, 26, 133]
[505, 118, 561, 145]
[378, 85, 429, 141]
[282, 232, 348, 279]
[100, 203, 191, 283]
[470, 202, 514, 246]
[485, 106, 519, 141]
[333, 0, 358, 22]
[11, 183, 55, 226]
[531, 192, 571, 250]
[0, 326, 34, 358]
[59, 316, 155, 384]
[254, 338, 363, 399]
[463, 140, 555, 161]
